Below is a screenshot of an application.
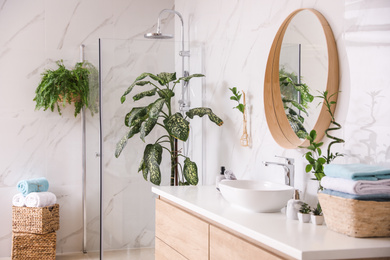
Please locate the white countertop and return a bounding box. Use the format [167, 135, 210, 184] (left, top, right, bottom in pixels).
[152, 185, 390, 260]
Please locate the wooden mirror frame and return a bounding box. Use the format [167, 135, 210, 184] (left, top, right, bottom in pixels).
[264, 8, 339, 149]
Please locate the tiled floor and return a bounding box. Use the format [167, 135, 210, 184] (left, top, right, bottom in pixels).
[58, 248, 154, 260]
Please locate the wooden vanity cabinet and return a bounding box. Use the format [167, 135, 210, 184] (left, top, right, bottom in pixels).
[155, 198, 287, 260]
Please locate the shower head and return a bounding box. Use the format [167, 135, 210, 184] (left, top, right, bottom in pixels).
[144, 32, 173, 39]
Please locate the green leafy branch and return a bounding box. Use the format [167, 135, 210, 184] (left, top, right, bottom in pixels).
[229, 87, 245, 114]
[115, 72, 223, 186]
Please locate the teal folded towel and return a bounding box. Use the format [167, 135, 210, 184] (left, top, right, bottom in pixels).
[17, 177, 49, 196]
[324, 164, 390, 181]
[321, 189, 390, 202]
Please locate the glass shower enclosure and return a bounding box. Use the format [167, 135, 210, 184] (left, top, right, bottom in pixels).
[97, 38, 204, 258]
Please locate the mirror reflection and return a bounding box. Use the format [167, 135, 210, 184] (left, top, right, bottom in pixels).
[279, 10, 328, 139]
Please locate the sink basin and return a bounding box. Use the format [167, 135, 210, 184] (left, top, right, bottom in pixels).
[218, 180, 294, 213]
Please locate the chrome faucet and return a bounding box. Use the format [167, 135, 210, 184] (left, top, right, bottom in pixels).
[262, 156, 295, 187]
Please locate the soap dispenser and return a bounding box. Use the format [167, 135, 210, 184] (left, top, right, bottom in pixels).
[216, 166, 226, 191]
[286, 190, 304, 220]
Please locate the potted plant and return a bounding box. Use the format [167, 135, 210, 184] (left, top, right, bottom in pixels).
[297, 203, 311, 223]
[300, 91, 345, 188]
[311, 202, 324, 225]
[115, 72, 223, 186]
[33, 60, 98, 117]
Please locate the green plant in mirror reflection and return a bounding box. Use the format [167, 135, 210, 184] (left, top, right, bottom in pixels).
[279, 68, 314, 139]
[115, 72, 223, 186]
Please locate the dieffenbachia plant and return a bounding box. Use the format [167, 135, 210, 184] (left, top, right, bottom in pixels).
[115, 72, 223, 186]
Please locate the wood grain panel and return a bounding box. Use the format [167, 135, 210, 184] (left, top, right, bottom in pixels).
[155, 237, 188, 260]
[155, 199, 209, 260]
[210, 225, 284, 260]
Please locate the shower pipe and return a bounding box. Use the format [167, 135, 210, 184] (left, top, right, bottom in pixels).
[144, 9, 191, 166]
[79, 44, 87, 254]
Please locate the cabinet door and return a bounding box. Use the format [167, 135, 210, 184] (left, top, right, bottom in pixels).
[210, 225, 284, 260]
[155, 237, 188, 260]
[155, 199, 209, 260]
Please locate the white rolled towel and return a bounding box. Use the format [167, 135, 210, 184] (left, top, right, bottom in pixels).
[25, 192, 57, 207]
[321, 176, 390, 195]
[12, 193, 26, 207]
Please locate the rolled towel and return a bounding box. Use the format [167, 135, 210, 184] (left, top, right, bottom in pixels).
[12, 193, 26, 207]
[321, 176, 390, 195]
[17, 177, 49, 196]
[324, 164, 390, 180]
[25, 192, 57, 207]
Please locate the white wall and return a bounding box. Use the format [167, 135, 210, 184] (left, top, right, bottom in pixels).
[0, 0, 173, 256]
[1, 0, 389, 257]
[175, 0, 390, 204]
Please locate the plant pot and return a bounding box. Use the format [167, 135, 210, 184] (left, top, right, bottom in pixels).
[310, 214, 324, 225]
[297, 212, 311, 223]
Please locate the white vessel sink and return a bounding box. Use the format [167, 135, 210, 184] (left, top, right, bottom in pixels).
[218, 180, 294, 213]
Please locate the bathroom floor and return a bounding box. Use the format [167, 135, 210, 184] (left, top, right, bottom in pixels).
[56, 248, 154, 260]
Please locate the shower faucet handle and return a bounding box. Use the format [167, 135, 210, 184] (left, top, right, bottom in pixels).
[275, 155, 294, 164]
[179, 50, 190, 57]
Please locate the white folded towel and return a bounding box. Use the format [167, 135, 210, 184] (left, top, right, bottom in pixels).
[12, 193, 26, 207]
[321, 176, 390, 195]
[25, 192, 57, 207]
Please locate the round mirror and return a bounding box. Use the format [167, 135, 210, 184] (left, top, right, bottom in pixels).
[264, 8, 339, 149]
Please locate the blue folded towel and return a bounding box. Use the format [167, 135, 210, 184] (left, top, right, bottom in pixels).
[17, 177, 49, 196]
[321, 189, 390, 202]
[324, 164, 390, 181]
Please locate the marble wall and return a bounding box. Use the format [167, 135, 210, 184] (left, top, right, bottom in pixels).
[0, 0, 173, 256]
[175, 0, 390, 204]
[1, 0, 389, 257]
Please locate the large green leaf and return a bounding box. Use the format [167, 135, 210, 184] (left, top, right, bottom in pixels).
[183, 158, 198, 185]
[124, 107, 148, 127]
[121, 81, 151, 103]
[157, 72, 176, 85]
[140, 117, 158, 142]
[163, 113, 190, 141]
[149, 98, 165, 118]
[114, 122, 142, 158]
[186, 107, 223, 126]
[138, 159, 147, 181]
[133, 88, 157, 101]
[176, 73, 204, 83]
[143, 143, 163, 185]
[157, 89, 175, 101]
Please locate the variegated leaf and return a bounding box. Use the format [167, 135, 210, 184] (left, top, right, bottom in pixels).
[186, 107, 223, 126]
[143, 143, 163, 185]
[138, 159, 148, 181]
[121, 81, 151, 103]
[163, 113, 190, 141]
[183, 158, 198, 185]
[140, 117, 158, 142]
[157, 89, 175, 101]
[124, 107, 147, 127]
[149, 98, 165, 119]
[157, 72, 176, 85]
[175, 73, 204, 83]
[114, 123, 141, 158]
[133, 88, 157, 101]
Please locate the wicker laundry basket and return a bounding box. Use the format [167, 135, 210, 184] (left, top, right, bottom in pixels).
[11, 232, 56, 259]
[318, 193, 390, 238]
[12, 204, 59, 234]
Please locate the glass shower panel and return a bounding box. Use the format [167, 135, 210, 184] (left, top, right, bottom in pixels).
[99, 38, 203, 258]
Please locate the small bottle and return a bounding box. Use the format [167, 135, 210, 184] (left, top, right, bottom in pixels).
[216, 166, 226, 191]
[286, 190, 303, 220]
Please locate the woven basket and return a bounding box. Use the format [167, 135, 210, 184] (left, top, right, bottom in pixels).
[12, 204, 59, 234]
[318, 193, 390, 238]
[12, 232, 56, 259]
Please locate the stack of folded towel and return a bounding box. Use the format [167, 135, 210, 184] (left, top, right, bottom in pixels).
[321, 164, 390, 201]
[12, 177, 57, 207]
